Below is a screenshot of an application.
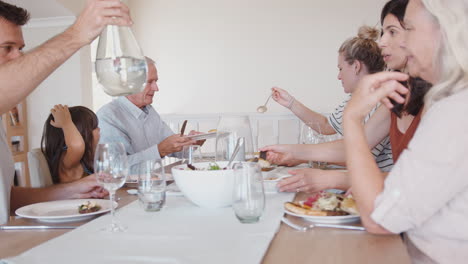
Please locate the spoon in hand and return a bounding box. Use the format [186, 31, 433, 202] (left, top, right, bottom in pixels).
[257, 94, 272, 113]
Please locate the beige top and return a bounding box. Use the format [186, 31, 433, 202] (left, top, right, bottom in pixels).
[371, 88, 468, 264]
[0, 121, 15, 224]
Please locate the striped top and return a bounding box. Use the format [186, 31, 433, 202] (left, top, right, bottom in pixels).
[328, 95, 394, 172]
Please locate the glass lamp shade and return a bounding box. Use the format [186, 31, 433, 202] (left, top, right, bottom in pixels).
[95, 25, 148, 96]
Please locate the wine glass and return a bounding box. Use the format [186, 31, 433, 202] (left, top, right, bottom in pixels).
[299, 122, 326, 168]
[181, 145, 203, 165]
[94, 142, 128, 232]
[95, 25, 147, 96]
[215, 116, 254, 162]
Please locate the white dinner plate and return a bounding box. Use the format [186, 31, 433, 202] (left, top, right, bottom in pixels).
[186, 132, 217, 140]
[16, 199, 117, 223]
[284, 210, 360, 224]
[186, 131, 230, 141]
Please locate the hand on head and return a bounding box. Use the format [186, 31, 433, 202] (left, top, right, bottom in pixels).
[49, 104, 72, 128]
[344, 72, 409, 122]
[159, 134, 197, 157]
[69, 0, 133, 46]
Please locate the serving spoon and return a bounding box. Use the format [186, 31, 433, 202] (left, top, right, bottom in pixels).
[257, 95, 272, 113]
[227, 137, 244, 169]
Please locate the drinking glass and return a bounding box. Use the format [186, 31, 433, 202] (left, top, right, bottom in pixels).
[232, 162, 265, 223]
[95, 25, 147, 96]
[299, 122, 326, 168]
[181, 145, 203, 165]
[215, 116, 254, 162]
[137, 160, 166, 212]
[94, 142, 128, 232]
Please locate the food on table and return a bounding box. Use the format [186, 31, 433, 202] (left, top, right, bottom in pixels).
[78, 201, 101, 214]
[184, 162, 226, 171]
[284, 191, 359, 216]
[208, 129, 217, 133]
[248, 157, 274, 171]
[340, 195, 359, 215]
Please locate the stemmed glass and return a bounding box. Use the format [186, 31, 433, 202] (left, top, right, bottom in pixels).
[94, 142, 128, 232]
[215, 116, 254, 162]
[299, 122, 326, 168]
[181, 145, 203, 165]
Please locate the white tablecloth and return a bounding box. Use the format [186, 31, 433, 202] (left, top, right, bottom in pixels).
[5, 192, 294, 264]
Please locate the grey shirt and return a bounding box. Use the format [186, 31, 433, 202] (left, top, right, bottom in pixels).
[97, 97, 180, 167]
[0, 121, 15, 224]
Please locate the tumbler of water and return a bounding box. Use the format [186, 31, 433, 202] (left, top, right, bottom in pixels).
[232, 162, 265, 223]
[95, 25, 147, 96]
[137, 160, 166, 212]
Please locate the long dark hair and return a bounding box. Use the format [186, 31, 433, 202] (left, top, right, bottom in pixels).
[380, 0, 432, 117]
[380, 0, 408, 27]
[41, 106, 98, 184]
[391, 78, 432, 117]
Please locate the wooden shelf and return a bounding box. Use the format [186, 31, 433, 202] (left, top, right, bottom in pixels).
[2, 101, 30, 187]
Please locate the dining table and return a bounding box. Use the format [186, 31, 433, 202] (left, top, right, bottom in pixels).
[0, 163, 411, 263]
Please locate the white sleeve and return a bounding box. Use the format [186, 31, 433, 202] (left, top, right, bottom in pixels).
[371, 97, 468, 233]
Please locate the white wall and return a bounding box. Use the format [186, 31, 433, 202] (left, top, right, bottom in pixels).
[91, 0, 387, 115]
[23, 23, 92, 150]
[24, 0, 387, 149]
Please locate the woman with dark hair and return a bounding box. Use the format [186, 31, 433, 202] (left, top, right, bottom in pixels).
[41, 105, 100, 183]
[261, 0, 431, 194]
[344, 0, 468, 261]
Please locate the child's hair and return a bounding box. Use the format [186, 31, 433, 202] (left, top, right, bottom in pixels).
[41, 106, 98, 184]
[338, 26, 385, 74]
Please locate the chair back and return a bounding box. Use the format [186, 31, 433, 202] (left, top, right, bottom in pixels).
[27, 148, 53, 187]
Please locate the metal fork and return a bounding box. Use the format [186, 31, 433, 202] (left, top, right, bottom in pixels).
[281, 216, 365, 231]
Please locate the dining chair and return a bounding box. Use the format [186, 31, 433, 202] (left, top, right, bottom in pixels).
[27, 148, 53, 187]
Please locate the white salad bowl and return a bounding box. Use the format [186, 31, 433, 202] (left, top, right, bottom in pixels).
[171, 162, 235, 208]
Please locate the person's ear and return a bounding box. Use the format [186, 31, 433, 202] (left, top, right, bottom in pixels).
[354, 60, 362, 75]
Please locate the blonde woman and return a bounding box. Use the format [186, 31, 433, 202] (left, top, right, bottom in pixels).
[261, 0, 434, 194]
[343, 0, 468, 262]
[268, 26, 390, 170]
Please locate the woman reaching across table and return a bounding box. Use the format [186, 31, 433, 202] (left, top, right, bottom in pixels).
[262, 0, 431, 194]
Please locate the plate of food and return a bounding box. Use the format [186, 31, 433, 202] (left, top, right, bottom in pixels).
[15, 199, 116, 223]
[284, 191, 360, 224]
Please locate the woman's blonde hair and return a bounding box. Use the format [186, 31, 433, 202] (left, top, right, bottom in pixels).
[339, 26, 385, 74]
[421, 0, 468, 107]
